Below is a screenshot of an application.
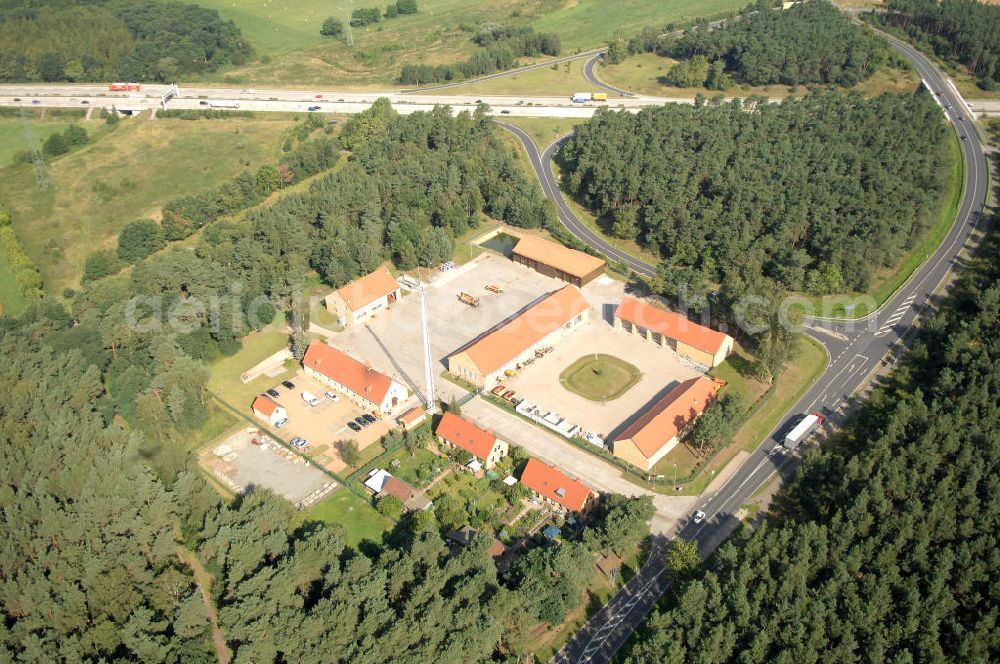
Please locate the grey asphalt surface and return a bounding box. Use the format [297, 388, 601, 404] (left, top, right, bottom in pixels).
[505, 32, 990, 664]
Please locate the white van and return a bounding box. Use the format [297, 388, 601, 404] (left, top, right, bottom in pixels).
[301, 390, 320, 407]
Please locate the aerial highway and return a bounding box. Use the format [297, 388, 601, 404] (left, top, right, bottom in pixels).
[502, 30, 989, 664]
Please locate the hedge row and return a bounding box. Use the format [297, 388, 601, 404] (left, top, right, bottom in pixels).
[0, 210, 43, 299]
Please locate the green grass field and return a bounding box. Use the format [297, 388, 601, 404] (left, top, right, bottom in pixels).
[0, 115, 291, 294]
[430, 58, 593, 97]
[560, 354, 642, 401]
[0, 120, 73, 167]
[297, 486, 395, 547]
[197, 0, 747, 87]
[531, 0, 744, 51]
[207, 327, 293, 413]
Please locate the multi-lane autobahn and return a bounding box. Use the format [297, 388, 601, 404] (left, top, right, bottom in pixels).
[504, 37, 989, 664]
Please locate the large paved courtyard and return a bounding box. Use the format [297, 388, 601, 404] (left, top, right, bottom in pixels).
[330, 251, 567, 402]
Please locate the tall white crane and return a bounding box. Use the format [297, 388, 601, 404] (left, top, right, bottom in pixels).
[419, 282, 436, 413]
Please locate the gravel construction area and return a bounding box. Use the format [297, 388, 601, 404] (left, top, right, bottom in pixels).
[201, 427, 336, 508]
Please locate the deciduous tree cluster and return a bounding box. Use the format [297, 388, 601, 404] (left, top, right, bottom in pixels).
[400, 25, 560, 85]
[0, 0, 253, 83]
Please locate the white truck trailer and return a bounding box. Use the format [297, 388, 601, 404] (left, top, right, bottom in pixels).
[209, 100, 240, 109]
[783, 412, 823, 450]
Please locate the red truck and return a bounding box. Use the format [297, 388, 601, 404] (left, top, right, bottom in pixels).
[108, 83, 141, 92]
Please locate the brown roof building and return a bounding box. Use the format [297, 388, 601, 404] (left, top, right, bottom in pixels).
[324, 266, 401, 326]
[378, 475, 432, 512]
[614, 296, 734, 368]
[612, 376, 724, 470]
[435, 412, 508, 469]
[302, 341, 408, 414]
[512, 235, 606, 287]
[447, 285, 590, 389]
[519, 458, 595, 513]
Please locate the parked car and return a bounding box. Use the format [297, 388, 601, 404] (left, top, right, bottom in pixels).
[275, 418, 289, 429]
[281, 380, 296, 389]
[362, 413, 376, 424]
[347, 421, 362, 432]
[692, 510, 706, 525]
[266, 388, 280, 398]
[355, 416, 369, 428]
[324, 391, 340, 402]
[290, 437, 308, 449]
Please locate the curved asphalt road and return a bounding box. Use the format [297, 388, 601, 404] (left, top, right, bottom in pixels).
[507, 29, 990, 664]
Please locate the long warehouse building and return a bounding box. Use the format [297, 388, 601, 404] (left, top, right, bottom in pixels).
[447, 284, 590, 389]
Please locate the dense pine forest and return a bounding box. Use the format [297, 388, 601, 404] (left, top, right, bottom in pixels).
[879, 0, 1000, 87]
[660, 1, 889, 87]
[0, 0, 252, 82]
[622, 213, 1000, 663]
[558, 92, 950, 298]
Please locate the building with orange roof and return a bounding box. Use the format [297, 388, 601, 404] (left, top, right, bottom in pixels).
[614, 295, 734, 368]
[302, 341, 408, 414]
[447, 284, 591, 389]
[396, 406, 427, 431]
[519, 458, 596, 513]
[435, 411, 509, 469]
[324, 266, 401, 327]
[612, 376, 724, 470]
[251, 394, 287, 426]
[511, 234, 606, 287]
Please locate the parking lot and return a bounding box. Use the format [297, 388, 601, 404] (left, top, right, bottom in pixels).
[201, 427, 336, 507]
[335, 251, 567, 401]
[260, 371, 390, 472]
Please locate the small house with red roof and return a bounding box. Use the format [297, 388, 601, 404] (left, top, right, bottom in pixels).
[435, 411, 508, 469]
[251, 395, 287, 426]
[519, 458, 595, 514]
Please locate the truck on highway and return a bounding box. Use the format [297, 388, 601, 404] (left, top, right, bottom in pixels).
[109, 83, 141, 92]
[782, 412, 823, 450]
[571, 92, 608, 103]
[209, 100, 240, 109]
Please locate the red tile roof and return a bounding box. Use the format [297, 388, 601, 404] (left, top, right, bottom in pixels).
[615, 296, 731, 355]
[519, 458, 592, 512]
[436, 412, 498, 460]
[614, 376, 723, 458]
[458, 285, 589, 376]
[335, 267, 399, 312]
[303, 341, 393, 404]
[398, 407, 426, 426]
[252, 395, 280, 417]
[512, 234, 606, 279]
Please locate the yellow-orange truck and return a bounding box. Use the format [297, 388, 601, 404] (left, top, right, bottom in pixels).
[593, 92, 608, 101]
